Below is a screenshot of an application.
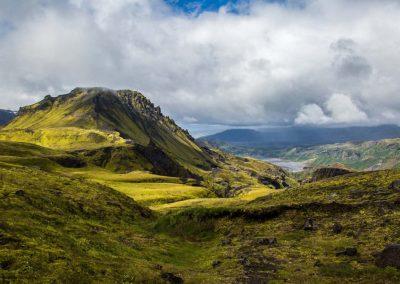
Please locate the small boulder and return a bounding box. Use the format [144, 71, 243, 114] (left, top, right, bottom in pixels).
[255, 237, 277, 246]
[336, 247, 358, 257]
[303, 218, 317, 231]
[212, 260, 222, 268]
[160, 272, 184, 284]
[0, 259, 13, 270]
[375, 244, 400, 269]
[332, 223, 343, 234]
[238, 257, 251, 267]
[221, 239, 232, 246]
[15, 190, 25, 197]
[314, 260, 322, 267]
[388, 180, 400, 191]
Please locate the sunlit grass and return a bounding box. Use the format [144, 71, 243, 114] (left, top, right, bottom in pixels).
[104, 181, 208, 206]
[70, 168, 182, 183]
[153, 185, 278, 212]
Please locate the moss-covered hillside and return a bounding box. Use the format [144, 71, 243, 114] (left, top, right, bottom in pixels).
[2, 89, 400, 282]
[0, 88, 294, 192]
[1, 88, 213, 171]
[1, 138, 400, 282]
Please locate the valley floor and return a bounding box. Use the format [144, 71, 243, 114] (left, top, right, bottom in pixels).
[2, 143, 400, 282]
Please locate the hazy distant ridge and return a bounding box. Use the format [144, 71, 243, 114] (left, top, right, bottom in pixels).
[201, 125, 400, 148]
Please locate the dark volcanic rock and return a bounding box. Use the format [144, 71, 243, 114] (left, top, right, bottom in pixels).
[258, 176, 282, 189]
[388, 180, 400, 192]
[303, 218, 317, 231]
[15, 189, 25, 197]
[255, 237, 277, 246]
[161, 272, 184, 284]
[314, 260, 322, 267]
[0, 259, 13, 270]
[221, 238, 232, 246]
[212, 260, 222, 268]
[332, 223, 343, 234]
[375, 244, 400, 269]
[0, 233, 21, 246]
[312, 166, 353, 181]
[48, 155, 87, 168]
[336, 247, 358, 257]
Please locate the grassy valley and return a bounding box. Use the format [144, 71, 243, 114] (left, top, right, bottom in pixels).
[1, 89, 400, 283]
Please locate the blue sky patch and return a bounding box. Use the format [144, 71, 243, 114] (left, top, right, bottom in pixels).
[164, 0, 288, 14]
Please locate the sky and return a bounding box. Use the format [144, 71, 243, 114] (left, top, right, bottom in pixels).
[1, 0, 400, 137]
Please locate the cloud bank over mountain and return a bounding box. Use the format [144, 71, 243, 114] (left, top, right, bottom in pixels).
[0, 0, 400, 127]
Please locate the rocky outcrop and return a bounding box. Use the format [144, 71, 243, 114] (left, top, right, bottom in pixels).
[75, 142, 198, 179]
[311, 166, 354, 181]
[388, 180, 400, 191]
[375, 244, 400, 269]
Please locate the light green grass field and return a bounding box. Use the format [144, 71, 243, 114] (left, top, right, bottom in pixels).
[153, 186, 279, 212]
[69, 168, 278, 208]
[103, 181, 208, 206]
[68, 168, 211, 206]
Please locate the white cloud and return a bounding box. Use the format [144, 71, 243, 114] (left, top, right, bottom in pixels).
[326, 93, 368, 123]
[295, 104, 330, 125]
[295, 93, 368, 125]
[0, 0, 399, 128]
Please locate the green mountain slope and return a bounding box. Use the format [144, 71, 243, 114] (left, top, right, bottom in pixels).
[1, 88, 212, 171]
[0, 89, 294, 194]
[279, 138, 400, 171]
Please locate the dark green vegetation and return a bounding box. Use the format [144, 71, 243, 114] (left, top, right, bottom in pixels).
[1, 89, 400, 282]
[155, 169, 400, 283]
[0, 110, 15, 125]
[2, 150, 400, 282]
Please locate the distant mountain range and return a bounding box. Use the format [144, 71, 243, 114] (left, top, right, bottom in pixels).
[280, 138, 400, 171]
[200, 125, 400, 148]
[0, 109, 16, 125]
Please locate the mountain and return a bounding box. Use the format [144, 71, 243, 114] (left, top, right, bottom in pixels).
[201, 125, 400, 148]
[0, 109, 15, 125]
[1, 87, 214, 173]
[0, 87, 294, 192]
[278, 138, 400, 171]
[2, 88, 400, 282]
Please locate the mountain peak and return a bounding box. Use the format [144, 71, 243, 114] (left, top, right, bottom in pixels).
[3, 87, 211, 170]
